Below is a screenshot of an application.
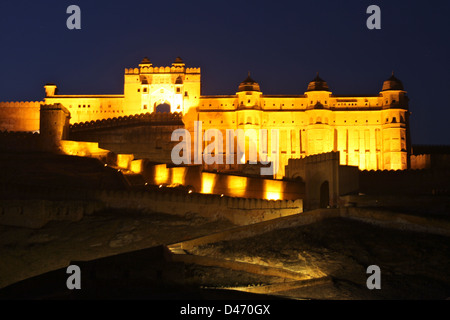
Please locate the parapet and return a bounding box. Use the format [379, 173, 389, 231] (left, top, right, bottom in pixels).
[69, 111, 183, 132]
[124, 66, 200, 75]
[287, 151, 339, 167]
[305, 151, 340, 164]
[40, 103, 70, 114]
[0, 101, 43, 108]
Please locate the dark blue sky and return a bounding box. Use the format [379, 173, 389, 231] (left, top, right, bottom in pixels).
[0, 0, 449, 145]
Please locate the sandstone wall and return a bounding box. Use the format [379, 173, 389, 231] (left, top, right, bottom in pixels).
[0, 101, 42, 132]
[0, 199, 101, 229]
[0, 184, 302, 228]
[97, 189, 303, 226]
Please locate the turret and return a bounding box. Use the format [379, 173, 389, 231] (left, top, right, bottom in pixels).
[306, 73, 330, 92]
[139, 57, 152, 68]
[172, 56, 185, 68]
[44, 83, 57, 97]
[236, 72, 262, 109]
[380, 72, 408, 109]
[305, 73, 332, 109]
[379, 72, 410, 169]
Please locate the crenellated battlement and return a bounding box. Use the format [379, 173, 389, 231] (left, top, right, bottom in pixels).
[287, 152, 340, 169]
[69, 111, 183, 132]
[0, 57, 410, 173]
[0, 182, 302, 227]
[0, 101, 43, 108]
[95, 188, 302, 225]
[124, 66, 200, 75]
[305, 151, 340, 164]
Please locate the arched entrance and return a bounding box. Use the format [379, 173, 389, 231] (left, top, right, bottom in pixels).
[319, 181, 329, 208]
[155, 102, 171, 113]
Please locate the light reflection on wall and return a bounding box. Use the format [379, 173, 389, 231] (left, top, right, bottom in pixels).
[154, 164, 169, 185]
[201, 172, 216, 194]
[60, 140, 109, 158]
[117, 154, 134, 170]
[225, 175, 248, 198]
[171, 167, 187, 185]
[263, 179, 283, 200]
[145, 164, 301, 200]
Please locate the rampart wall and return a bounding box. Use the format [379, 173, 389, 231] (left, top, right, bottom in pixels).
[69, 112, 183, 163]
[97, 189, 303, 226]
[143, 163, 304, 200]
[0, 199, 101, 229]
[69, 111, 183, 132]
[285, 152, 359, 209]
[0, 101, 42, 132]
[0, 183, 303, 228]
[410, 154, 431, 170]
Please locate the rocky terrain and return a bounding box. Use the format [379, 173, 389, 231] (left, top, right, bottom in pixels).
[0, 209, 234, 289]
[191, 218, 450, 299]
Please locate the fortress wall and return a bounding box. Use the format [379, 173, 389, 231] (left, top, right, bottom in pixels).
[285, 151, 360, 209]
[97, 189, 303, 225]
[116, 154, 134, 170]
[69, 111, 183, 130]
[142, 164, 304, 201]
[0, 200, 102, 229]
[69, 113, 183, 163]
[59, 140, 110, 159]
[338, 165, 360, 196]
[44, 96, 124, 124]
[0, 103, 73, 153]
[130, 159, 145, 173]
[0, 182, 302, 228]
[0, 101, 42, 132]
[410, 154, 430, 170]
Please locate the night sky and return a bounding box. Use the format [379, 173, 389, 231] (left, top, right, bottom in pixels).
[0, 0, 449, 145]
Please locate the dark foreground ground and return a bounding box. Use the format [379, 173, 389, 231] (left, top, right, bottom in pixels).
[1, 152, 449, 299]
[1, 212, 449, 300]
[191, 217, 450, 299]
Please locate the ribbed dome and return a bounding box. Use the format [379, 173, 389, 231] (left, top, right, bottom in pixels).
[238, 72, 261, 92]
[307, 73, 330, 92]
[382, 72, 404, 91]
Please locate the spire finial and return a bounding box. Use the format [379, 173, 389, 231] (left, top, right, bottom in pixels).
[248, 71, 251, 77]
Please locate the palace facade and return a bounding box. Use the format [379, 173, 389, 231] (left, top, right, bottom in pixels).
[0, 57, 411, 177]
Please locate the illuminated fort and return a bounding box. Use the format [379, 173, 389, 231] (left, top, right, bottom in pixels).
[0, 57, 411, 178]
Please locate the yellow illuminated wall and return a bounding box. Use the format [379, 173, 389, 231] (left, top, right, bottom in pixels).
[144, 164, 291, 200]
[196, 89, 409, 176]
[40, 58, 201, 125]
[0, 57, 409, 176]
